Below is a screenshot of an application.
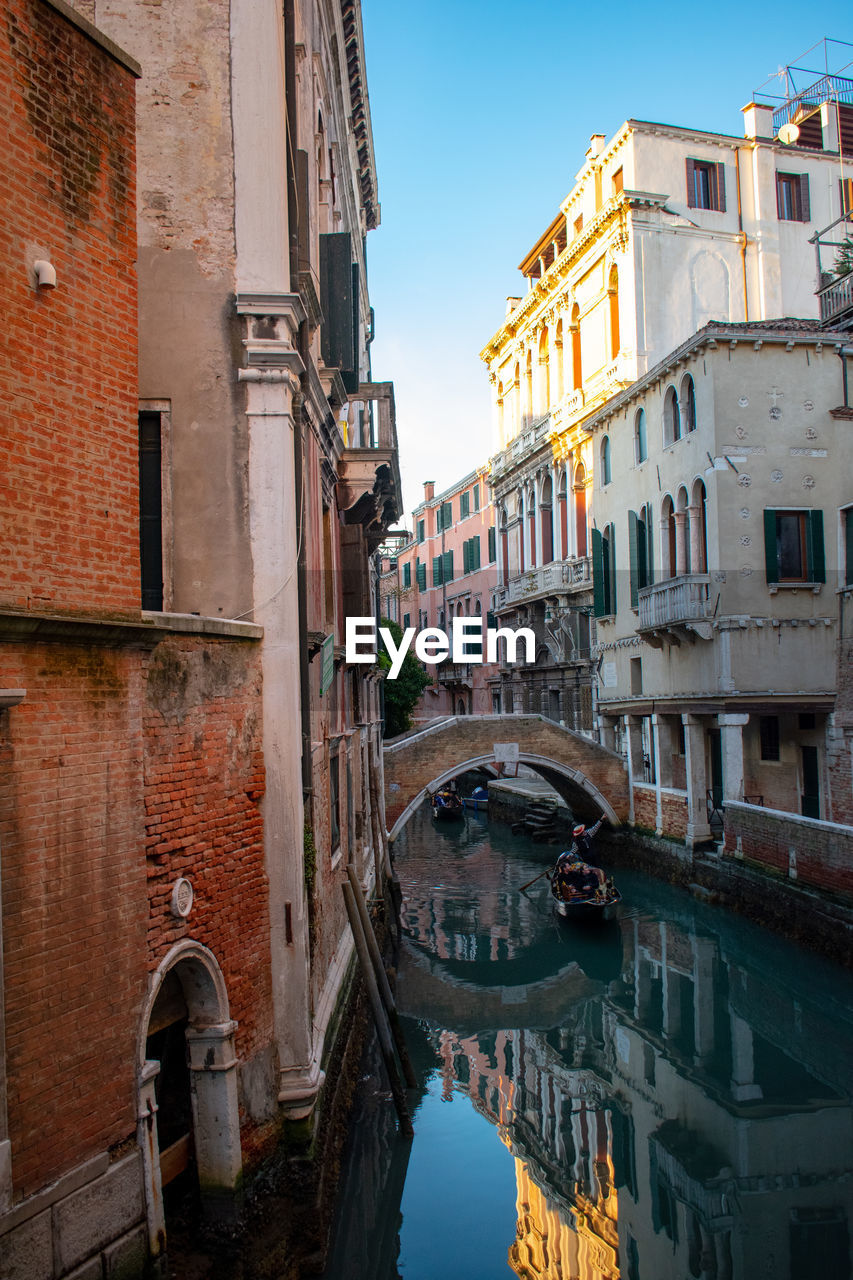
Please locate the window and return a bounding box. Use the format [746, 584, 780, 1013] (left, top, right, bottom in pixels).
[488, 526, 497, 563]
[592, 524, 616, 617]
[442, 549, 454, 582]
[634, 408, 647, 464]
[329, 752, 340, 849]
[402, 562, 411, 588]
[612, 167, 624, 196]
[139, 411, 164, 610]
[686, 158, 726, 212]
[435, 500, 453, 533]
[403, 612, 410, 629]
[663, 385, 681, 446]
[416, 559, 426, 591]
[681, 373, 696, 433]
[460, 491, 470, 519]
[759, 715, 780, 761]
[628, 508, 652, 608]
[462, 536, 481, 574]
[417, 518, 425, 543]
[630, 657, 643, 695]
[763, 509, 825, 584]
[776, 172, 810, 222]
[840, 177, 853, 215]
[432, 555, 443, 587]
[601, 435, 612, 486]
[473, 483, 480, 511]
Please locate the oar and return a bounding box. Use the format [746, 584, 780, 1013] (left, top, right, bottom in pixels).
[519, 865, 554, 893]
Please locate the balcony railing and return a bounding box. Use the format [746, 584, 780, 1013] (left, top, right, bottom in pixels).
[638, 574, 711, 630]
[817, 270, 853, 325]
[437, 662, 473, 686]
[494, 557, 592, 609]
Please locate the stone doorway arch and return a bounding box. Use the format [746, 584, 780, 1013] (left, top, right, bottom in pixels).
[137, 941, 242, 1261]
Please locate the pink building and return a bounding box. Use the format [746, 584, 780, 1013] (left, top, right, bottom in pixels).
[385, 469, 501, 719]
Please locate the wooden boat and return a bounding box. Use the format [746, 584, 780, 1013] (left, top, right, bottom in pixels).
[550, 860, 621, 921]
[432, 788, 464, 820]
[462, 787, 488, 811]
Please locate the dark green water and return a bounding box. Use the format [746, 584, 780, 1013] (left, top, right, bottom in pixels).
[322, 805, 853, 1280]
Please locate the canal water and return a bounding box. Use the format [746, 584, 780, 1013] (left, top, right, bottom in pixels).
[322, 803, 853, 1280]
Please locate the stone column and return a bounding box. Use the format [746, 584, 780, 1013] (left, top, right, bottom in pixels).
[729, 1011, 763, 1102]
[623, 714, 643, 826]
[651, 713, 664, 834]
[551, 464, 561, 564]
[683, 713, 711, 846]
[660, 924, 682, 1040]
[599, 715, 617, 752]
[674, 511, 688, 576]
[186, 1020, 244, 1221]
[687, 503, 703, 572]
[137, 1061, 166, 1263]
[718, 713, 749, 803]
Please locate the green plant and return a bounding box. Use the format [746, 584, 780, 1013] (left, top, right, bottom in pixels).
[303, 821, 317, 893]
[378, 617, 432, 737]
[833, 235, 853, 278]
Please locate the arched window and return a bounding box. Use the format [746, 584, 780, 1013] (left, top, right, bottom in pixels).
[691, 478, 708, 572]
[496, 381, 504, 445]
[570, 303, 582, 390]
[574, 461, 588, 557]
[538, 327, 550, 414]
[527, 483, 537, 567]
[500, 509, 509, 586]
[540, 473, 554, 563]
[513, 362, 520, 435]
[558, 469, 569, 559]
[634, 408, 647, 464]
[608, 265, 620, 358]
[663, 385, 681, 446]
[681, 373, 697, 433]
[555, 319, 564, 401]
[662, 495, 676, 579]
[601, 435, 612, 486]
[525, 349, 533, 423]
[676, 485, 690, 575]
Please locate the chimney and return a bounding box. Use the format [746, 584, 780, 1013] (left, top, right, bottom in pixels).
[742, 102, 774, 140]
[423, 481, 435, 501]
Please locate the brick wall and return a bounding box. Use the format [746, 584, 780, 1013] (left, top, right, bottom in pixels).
[0, 0, 139, 615]
[723, 800, 853, 901]
[142, 634, 274, 1161]
[0, 642, 148, 1198]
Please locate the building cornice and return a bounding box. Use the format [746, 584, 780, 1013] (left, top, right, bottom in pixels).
[0, 608, 263, 648]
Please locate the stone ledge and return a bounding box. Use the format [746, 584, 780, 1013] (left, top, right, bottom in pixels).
[0, 1152, 108, 1239]
[0, 608, 263, 648]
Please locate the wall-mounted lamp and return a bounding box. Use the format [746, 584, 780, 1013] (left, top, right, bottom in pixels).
[33, 260, 56, 289]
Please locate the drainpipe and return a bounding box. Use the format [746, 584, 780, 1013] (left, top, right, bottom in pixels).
[734, 144, 749, 321]
[284, 0, 313, 800]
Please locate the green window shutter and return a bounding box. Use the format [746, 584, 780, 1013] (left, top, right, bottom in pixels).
[443, 549, 454, 582]
[486, 611, 496, 630]
[488, 526, 496, 563]
[443, 500, 453, 529]
[416, 560, 426, 591]
[628, 511, 639, 609]
[403, 613, 410, 629]
[432, 555, 443, 586]
[807, 510, 826, 583]
[462, 540, 470, 574]
[417, 519, 425, 543]
[763, 509, 779, 582]
[472, 535, 481, 570]
[403, 562, 411, 588]
[645, 507, 653, 584]
[592, 527, 606, 618]
[460, 492, 470, 518]
[608, 523, 617, 614]
[473, 484, 480, 511]
[319, 232, 356, 384]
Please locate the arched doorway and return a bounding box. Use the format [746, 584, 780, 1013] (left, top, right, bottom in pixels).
[138, 942, 242, 1262]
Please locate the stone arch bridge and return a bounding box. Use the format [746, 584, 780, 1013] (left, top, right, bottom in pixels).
[383, 715, 629, 841]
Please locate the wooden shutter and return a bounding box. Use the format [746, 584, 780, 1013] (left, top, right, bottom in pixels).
[417, 519, 425, 543]
[775, 173, 785, 220]
[460, 492, 470, 518]
[715, 162, 726, 212]
[763, 509, 779, 582]
[806, 510, 825, 584]
[319, 232, 355, 379]
[432, 556, 442, 586]
[608, 523, 617, 615]
[799, 173, 810, 222]
[473, 484, 480, 511]
[462, 540, 470, 574]
[685, 158, 696, 209]
[488, 526, 496, 562]
[443, 500, 453, 529]
[443, 550, 454, 582]
[403, 562, 411, 588]
[628, 510, 640, 609]
[645, 507, 653, 584]
[416, 560, 426, 591]
[592, 527, 606, 617]
[472, 535, 481, 570]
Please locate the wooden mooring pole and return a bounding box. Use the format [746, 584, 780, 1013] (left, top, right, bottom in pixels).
[342, 881, 414, 1137]
[346, 866, 416, 1087]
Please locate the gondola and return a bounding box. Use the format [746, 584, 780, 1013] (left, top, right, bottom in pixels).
[462, 785, 488, 812]
[549, 861, 622, 921]
[432, 787, 464, 821]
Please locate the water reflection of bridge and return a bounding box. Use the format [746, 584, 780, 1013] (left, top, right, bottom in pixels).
[407, 878, 853, 1280]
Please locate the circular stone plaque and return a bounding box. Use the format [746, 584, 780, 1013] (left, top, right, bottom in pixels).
[170, 877, 194, 919]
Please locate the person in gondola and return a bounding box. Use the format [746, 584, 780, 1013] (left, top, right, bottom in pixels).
[571, 817, 605, 862]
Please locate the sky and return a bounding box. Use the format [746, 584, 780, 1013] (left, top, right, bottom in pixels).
[358, 2, 853, 526]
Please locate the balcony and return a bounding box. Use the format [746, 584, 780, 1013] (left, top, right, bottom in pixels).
[437, 662, 473, 688]
[493, 557, 592, 610]
[817, 270, 853, 327]
[337, 382, 403, 549]
[637, 574, 713, 646]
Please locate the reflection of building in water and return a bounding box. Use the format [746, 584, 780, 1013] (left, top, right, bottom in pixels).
[430, 909, 853, 1279]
